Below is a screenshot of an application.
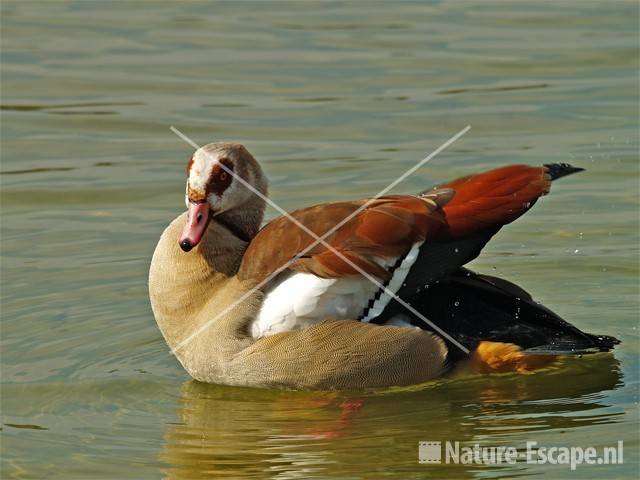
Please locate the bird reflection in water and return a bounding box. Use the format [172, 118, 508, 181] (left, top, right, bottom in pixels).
[160, 354, 622, 479]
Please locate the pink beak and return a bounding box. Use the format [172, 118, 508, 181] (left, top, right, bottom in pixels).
[179, 202, 210, 252]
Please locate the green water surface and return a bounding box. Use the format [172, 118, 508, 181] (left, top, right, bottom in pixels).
[1, 1, 638, 479]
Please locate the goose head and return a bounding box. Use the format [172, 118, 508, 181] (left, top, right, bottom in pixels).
[180, 143, 268, 252]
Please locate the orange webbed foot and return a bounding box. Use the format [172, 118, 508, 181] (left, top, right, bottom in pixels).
[465, 341, 557, 374]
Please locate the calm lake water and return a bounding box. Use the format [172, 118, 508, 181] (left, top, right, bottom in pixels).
[1, 1, 638, 478]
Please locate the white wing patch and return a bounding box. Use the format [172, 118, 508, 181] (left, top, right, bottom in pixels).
[361, 242, 423, 322]
[249, 242, 425, 339]
[250, 273, 378, 339]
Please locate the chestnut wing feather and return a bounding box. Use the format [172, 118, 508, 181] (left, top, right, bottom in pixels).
[435, 164, 551, 238]
[237, 195, 447, 284]
[240, 164, 555, 292]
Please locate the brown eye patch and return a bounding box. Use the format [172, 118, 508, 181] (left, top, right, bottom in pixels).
[206, 157, 234, 196]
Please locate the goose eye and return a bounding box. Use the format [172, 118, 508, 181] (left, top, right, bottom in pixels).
[219, 171, 228, 182]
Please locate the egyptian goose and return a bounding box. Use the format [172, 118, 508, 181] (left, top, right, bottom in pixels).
[149, 143, 619, 389]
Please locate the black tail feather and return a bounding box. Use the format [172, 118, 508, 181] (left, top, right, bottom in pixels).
[544, 163, 585, 181]
[385, 268, 619, 362]
[524, 334, 620, 355]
